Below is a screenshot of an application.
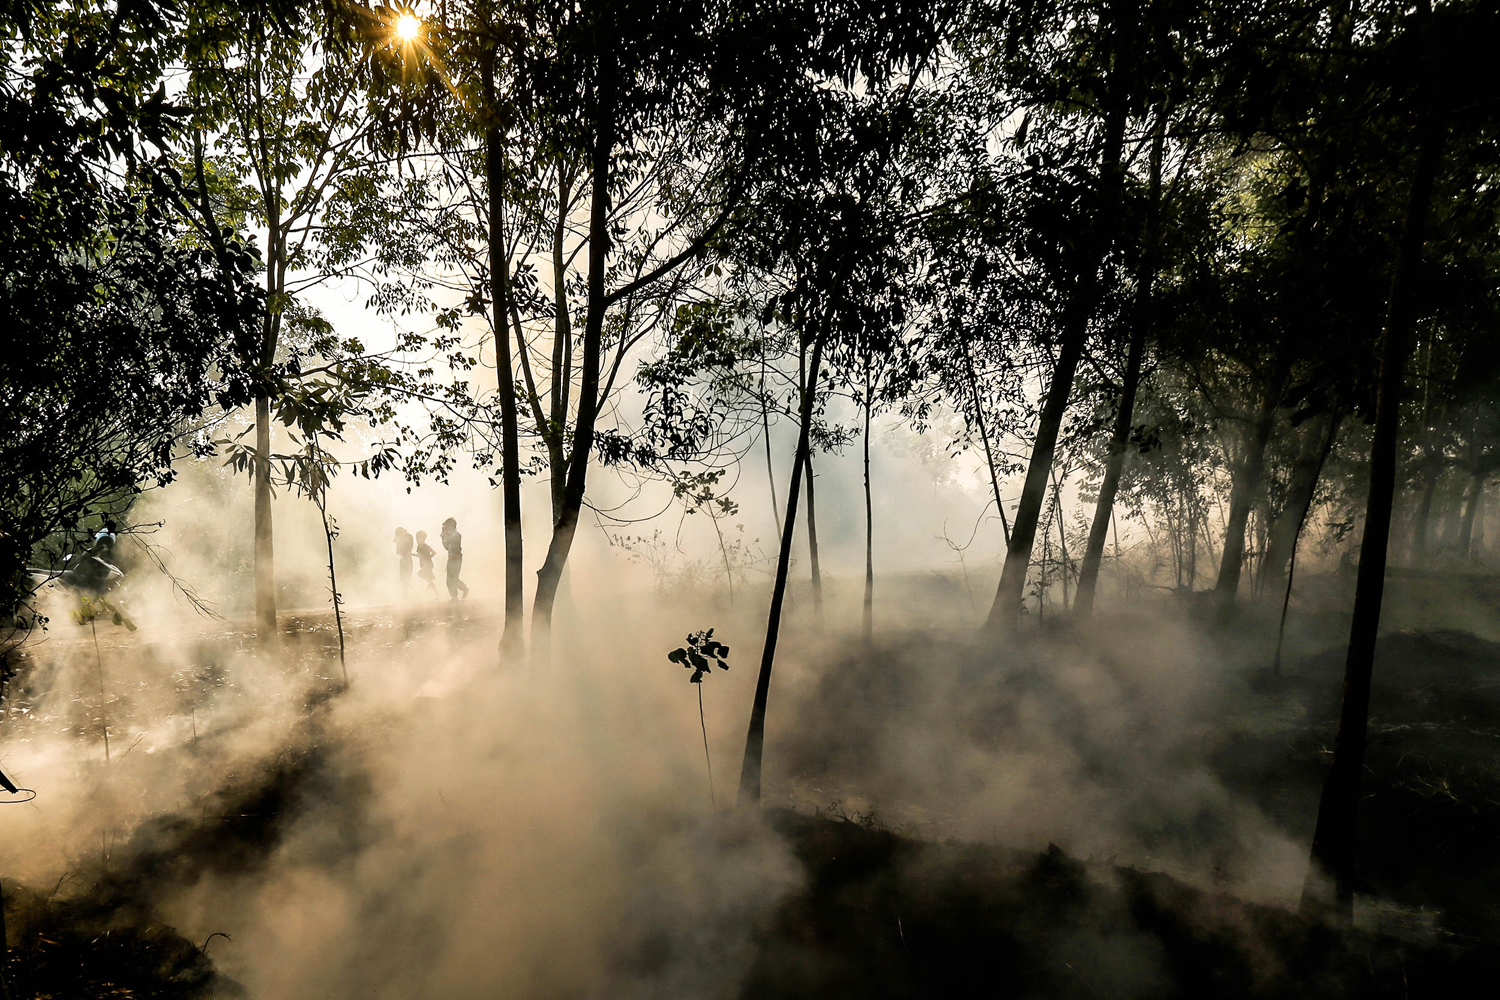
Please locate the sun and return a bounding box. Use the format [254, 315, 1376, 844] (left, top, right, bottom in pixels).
[394, 13, 421, 42]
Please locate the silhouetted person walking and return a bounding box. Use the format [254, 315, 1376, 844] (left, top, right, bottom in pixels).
[394, 527, 414, 598]
[441, 517, 468, 599]
[414, 530, 439, 599]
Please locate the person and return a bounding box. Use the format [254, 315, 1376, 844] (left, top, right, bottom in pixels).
[51, 519, 135, 630]
[414, 530, 439, 598]
[393, 527, 414, 597]
[92, 519, 118, 558]
[440, 517, 469, 599]
[61, 519, 123, 595]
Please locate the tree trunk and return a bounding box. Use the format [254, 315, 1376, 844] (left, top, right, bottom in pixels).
[253, 176, 285, 646]
[739, 332, 826, 806]
[1476, 484, 1488, 554]
[960, 333, 1010, 544]
[318, 496, 348, 687]
[487, 119, 525, 661]
[985, 247, 1120, 629]
[253, 392, 276, 640]
[762, 354, 782, 538]
[1213, 380, 1281, 619]
[1075, 100, 1166, 618]
[1459, 468, 1486, 558]
[531, 59, 615, 663]
[548, 164, 575, 524]
[1184, 493, 1197, 589]
[985, 14, 1131, 631]
[1440, 476, 1466, 550]
[1272, 414, 1342, 675]
[1051, 468, 1071, 612]
[1411, 458, 1439, 561]
[798, 341, 824, 615]
[806, 447, 823, 616]
[1302, 41, 1443, 917]
[863, 353, 874, 644]
[1263, 413, 1341, 602]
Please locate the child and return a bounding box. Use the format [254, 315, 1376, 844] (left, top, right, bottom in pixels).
[393, 527, 414, 597]
[414, 530, 439, 598]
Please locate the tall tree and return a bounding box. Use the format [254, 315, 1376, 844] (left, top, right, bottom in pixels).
[982, 0, 1137, 630]
[1301, 0, 1475, 918]
[1075, 101, 1170, 616]
[181, 1, 394, 640]
[737, 82, 931, 805]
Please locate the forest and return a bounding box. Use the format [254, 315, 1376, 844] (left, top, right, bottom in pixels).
[3, 0, 1500, 996]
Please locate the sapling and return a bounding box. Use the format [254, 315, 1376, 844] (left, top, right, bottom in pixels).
[668, 629, 730, 809]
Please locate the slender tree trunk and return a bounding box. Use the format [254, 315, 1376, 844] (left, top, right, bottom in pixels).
[863, 353, 874, 644]
[985, 268, 1112, 629]
[712, 515, 735, 607]
[1076, 101, 1166, 618]
[1272, 414, 1340, 675]
[487, 120, 525, 661]
[531, 61, 615, 663]
[1214, 380, 1282, 619]
[1051, 468, 1071, 612]
[1411, 458, 1439, 561]
[1263, 413, 1342, 601]
[1459, 468, 1486, 558]
[799, 341, 823, 615]
[1075, 324, 1148, 616]
[1185, 495, 1197, 589]
[1250, 501, 1269, 597]
[806, 448, 823, 616]
[739, 332, 826, 806]
[318, 497, 348, 687]
[986, 13, 1131, 631]
[548, 165, 575, 523]
[1475, 484, 1488, 555]
[1303, 41, 1443, 916]
[1440, 476, 1466, 550]
[253, 392, 276, 639]
[960, 334, 1011, 544]
[762, 355, 782, 538]
[254, 208, 285, 644]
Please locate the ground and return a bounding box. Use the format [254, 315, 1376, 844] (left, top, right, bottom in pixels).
[2, 575, 1499, 998]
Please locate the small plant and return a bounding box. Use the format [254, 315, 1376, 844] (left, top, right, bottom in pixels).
[668, 629, 730, 809]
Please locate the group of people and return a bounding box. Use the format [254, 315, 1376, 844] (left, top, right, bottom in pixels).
[393, 518, 469, 601]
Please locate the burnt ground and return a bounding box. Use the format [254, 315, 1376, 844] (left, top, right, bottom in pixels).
[744, 810, 1498, 1000]
[1228, 626, 1500, 941]
[3, 581, 1500, 997]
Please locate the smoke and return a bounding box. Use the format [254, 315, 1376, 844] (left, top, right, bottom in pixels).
[768, 612, 1311, 906]
[6, 491, 806, 999]
[0, 428, 1361, 1000]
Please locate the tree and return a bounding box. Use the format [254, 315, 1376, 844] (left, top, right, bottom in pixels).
[1074, 100, 1170, 615]
[179, 1, 399, 641]
[2, 0, 262, 650]
[1302, 0, 1500, 918]
[979, 0, 1139, 631]
[736, 82, 932, 805]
